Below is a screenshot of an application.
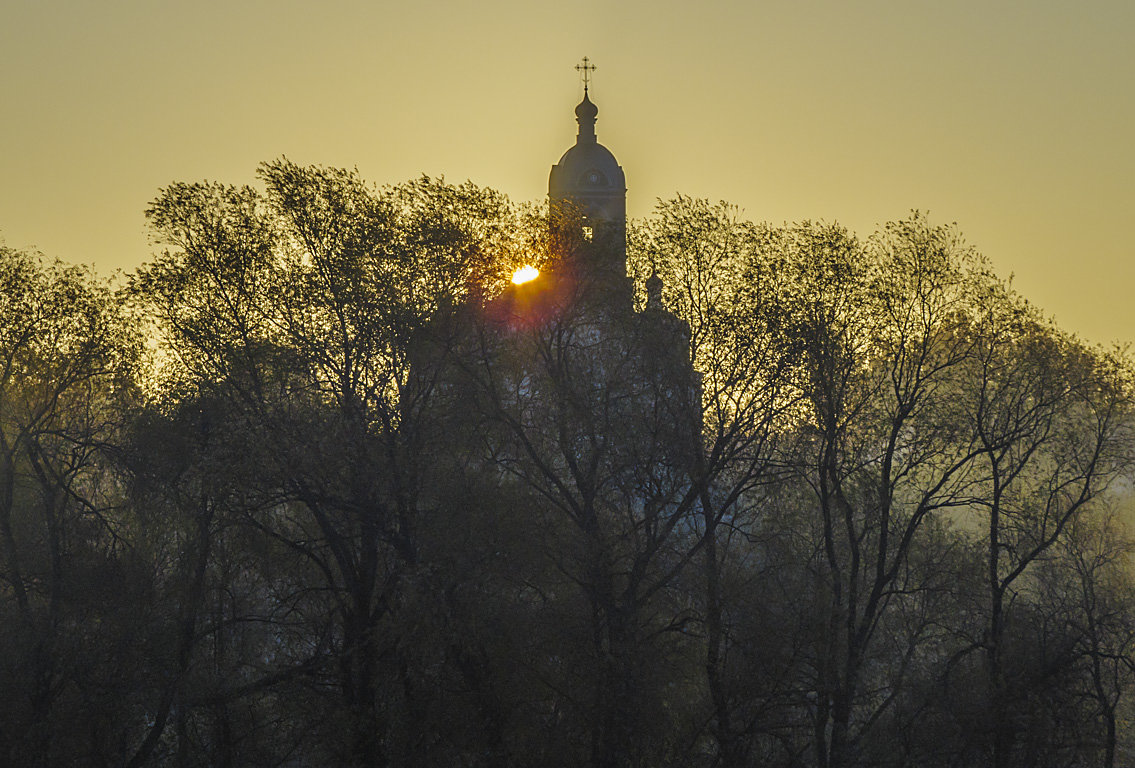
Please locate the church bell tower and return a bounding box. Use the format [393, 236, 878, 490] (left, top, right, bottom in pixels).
[548, 58, 627, 280]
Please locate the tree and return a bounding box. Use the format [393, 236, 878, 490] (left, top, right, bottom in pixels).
[629, 197, 806, 767]
[439, 216, 703, 767]
[751, 215, 1000, 768]
[136, 161, 533, 766]
[0, 246, 139, 765]
[958, 285, 1134, 768]
[1061, 507, 1135, 768]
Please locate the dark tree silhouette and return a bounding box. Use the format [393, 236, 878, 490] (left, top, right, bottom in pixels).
[0, 170, 1132, 768]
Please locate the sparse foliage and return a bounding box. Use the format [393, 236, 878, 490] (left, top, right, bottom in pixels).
[0, 173, 1131, 768]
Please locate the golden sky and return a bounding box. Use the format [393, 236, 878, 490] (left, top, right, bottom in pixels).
[2, 1, 1132, 344]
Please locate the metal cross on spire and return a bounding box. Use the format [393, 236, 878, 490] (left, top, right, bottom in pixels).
[575, 56, 597, 94]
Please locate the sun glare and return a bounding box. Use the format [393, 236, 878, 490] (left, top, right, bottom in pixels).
[511, 265, 539, 285]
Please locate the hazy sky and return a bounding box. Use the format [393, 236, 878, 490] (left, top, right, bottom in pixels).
[2, 1, 1132, 344]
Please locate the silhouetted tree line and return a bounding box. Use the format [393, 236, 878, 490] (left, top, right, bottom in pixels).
[1, 159, 1133, 767]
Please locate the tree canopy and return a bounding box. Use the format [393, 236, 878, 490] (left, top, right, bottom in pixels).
[0, 162, 1132, 768]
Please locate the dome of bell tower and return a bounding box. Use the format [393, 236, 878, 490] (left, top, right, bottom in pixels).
[549, 85, 626, 254]
[550, 90, 626, 214]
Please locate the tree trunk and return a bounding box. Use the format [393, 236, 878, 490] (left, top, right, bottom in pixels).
[702, 493, 743, 768]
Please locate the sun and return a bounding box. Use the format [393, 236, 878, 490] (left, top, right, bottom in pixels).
[511, 265, 539, 285]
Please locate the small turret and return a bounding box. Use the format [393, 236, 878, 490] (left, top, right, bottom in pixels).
[575, 92, 598, 142]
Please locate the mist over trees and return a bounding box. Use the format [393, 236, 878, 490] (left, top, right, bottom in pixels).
[1, 160, 1133, 767]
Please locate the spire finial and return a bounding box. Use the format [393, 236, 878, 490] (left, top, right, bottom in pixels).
[575, 56, 597, 95]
